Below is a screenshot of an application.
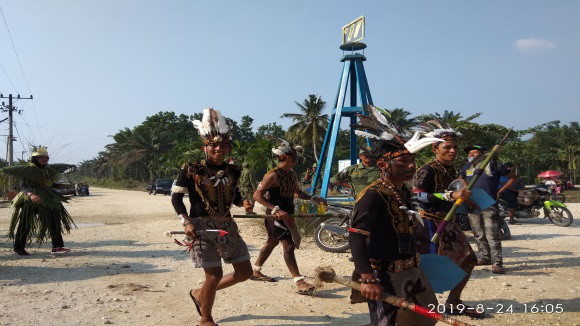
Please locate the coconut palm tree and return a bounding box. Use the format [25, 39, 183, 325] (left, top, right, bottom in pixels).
[281, 94, 329, 163]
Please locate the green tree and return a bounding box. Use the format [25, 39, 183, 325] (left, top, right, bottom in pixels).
[282, 94, 329, 163]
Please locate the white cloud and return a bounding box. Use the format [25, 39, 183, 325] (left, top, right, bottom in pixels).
[514, 38, 557, 52]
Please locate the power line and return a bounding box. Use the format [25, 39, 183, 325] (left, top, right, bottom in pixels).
[0, 4, 43, 143]
[0, 61, 18, 93]
[0, 4, 32, 93]
[13, 121, 108, 140]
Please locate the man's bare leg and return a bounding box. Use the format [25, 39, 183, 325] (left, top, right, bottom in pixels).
[192, 261, 252, 326]
[252, 239, 278, 278]
[280, 239, 314, 292]
[507, 208, 517, 224]
[280, 239, 300, 276]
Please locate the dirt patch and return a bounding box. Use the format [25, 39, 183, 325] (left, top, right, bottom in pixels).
[1, 187, 579, 325]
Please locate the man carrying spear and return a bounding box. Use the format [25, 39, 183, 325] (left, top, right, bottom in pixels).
[348, 106, 442, 325]
[171, 108, 252, 326]
[412, 124, 482, 317]
[251, 138, 326, 294]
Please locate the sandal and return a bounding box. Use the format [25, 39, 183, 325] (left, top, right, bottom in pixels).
[250, 272, 277, 282]
[296, 280, 315, 295]
[189, 290, 201, 316]
[492, 265, 506, 274]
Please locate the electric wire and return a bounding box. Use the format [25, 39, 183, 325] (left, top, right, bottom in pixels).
[0, 4, 44, 142]
[13, 121, 107, 140]
[0, 4, 32, 94]
[0, 61, 18, 93]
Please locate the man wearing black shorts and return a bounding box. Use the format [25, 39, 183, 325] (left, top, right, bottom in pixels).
[251, 139, 326, 294]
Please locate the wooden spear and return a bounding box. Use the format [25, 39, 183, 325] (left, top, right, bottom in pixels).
[314, 266, 475, 326]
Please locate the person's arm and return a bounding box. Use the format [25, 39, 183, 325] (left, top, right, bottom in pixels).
[20, 178, 41, 204]
[171, 167, 195, 237]
[294, 175, 327, 205]
[413, 166, 471, 204]
[330, 167, 352, 188]
[253, 172, 290, 220]
[349, 190, 382, 300]
[498, 164, 518, 195]
[233, 187, 244, 207]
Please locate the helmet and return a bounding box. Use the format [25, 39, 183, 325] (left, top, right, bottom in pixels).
[31, 146, 49, 157]
[448, 179, 465, 192]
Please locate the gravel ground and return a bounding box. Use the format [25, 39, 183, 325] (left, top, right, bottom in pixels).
[0, 187, 579, 326]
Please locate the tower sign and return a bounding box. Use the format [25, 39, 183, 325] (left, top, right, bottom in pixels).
[342, 16, 365, 44]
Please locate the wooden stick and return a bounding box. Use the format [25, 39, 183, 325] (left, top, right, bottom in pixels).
[315, 267, 474, 326]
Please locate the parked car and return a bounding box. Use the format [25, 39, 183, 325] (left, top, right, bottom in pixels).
[146, 178, 173, 195]
[52, 176, 76, 196]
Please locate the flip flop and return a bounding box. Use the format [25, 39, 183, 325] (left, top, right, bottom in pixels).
[189, 290, 201, 316]
[250, 275, 277, 282]
[296, 280, 315, 295]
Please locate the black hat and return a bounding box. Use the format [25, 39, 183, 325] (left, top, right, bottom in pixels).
[464, 145, 485, 154]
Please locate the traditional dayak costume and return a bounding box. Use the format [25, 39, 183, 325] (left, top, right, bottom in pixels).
[2, 146, 75, 255]
[349, 106, 443, 325]
[171, 108, 250, 268]
[412, 122, 481, 316]
[260, 139, 304, 248]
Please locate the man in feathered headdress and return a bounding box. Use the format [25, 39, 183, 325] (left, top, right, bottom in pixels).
[250, 138, 326, 294]
[412, 122, 483, 317]
[349, 106, 441, 325]
[171, 108, 252, 326]
[1, 146, 75, 255]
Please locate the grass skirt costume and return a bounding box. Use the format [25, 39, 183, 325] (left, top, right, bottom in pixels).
[2, 163, 75, 247]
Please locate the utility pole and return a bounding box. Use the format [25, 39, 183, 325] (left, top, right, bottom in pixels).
[1, 94, 33, 166]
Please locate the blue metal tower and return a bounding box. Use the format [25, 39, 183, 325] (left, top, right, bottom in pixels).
[310, 42, 373, 200]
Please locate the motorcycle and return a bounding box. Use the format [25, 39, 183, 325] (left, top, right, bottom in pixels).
[498, 185, 573, 227]
[313, 203, 351, 253]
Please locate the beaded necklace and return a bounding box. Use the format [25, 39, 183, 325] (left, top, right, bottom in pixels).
[433, 159, 452, 174]
[380, 177, 406, 207]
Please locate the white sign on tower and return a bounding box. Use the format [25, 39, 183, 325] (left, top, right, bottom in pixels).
[342, 16, 365, 45]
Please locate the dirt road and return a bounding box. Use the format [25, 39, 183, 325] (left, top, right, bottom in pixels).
[1, 187, 579, 325]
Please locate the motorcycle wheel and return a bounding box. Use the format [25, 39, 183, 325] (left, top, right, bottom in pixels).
[498, 219, 511, 240]
[546, 207, 573, 227]
[550, 194, 565, 203]
[314, 218, 350, 253]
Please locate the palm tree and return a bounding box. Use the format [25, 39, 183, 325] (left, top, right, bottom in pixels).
[281, 94, 329, 163]
[388, 108, 418, 129]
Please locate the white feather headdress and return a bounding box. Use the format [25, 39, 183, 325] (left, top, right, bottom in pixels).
[351, 105, 443, 154]
[192, 108, 233, 144]
[271, 138, 303, 157]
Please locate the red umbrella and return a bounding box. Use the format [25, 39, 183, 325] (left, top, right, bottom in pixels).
[537, 170, 562, 178]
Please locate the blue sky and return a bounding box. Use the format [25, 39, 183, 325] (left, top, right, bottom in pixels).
[0, 1, 578, 164]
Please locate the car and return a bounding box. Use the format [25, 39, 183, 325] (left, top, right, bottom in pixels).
[146, 178, 173, 195]
[52, 176, 77, 196]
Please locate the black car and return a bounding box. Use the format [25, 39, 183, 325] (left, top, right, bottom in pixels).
[146, 178, 173, 195]
[52, 176, 76, 196]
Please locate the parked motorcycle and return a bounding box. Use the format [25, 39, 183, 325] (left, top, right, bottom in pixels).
[498, 186, 573, 227]
[313, 203, 351, 253]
